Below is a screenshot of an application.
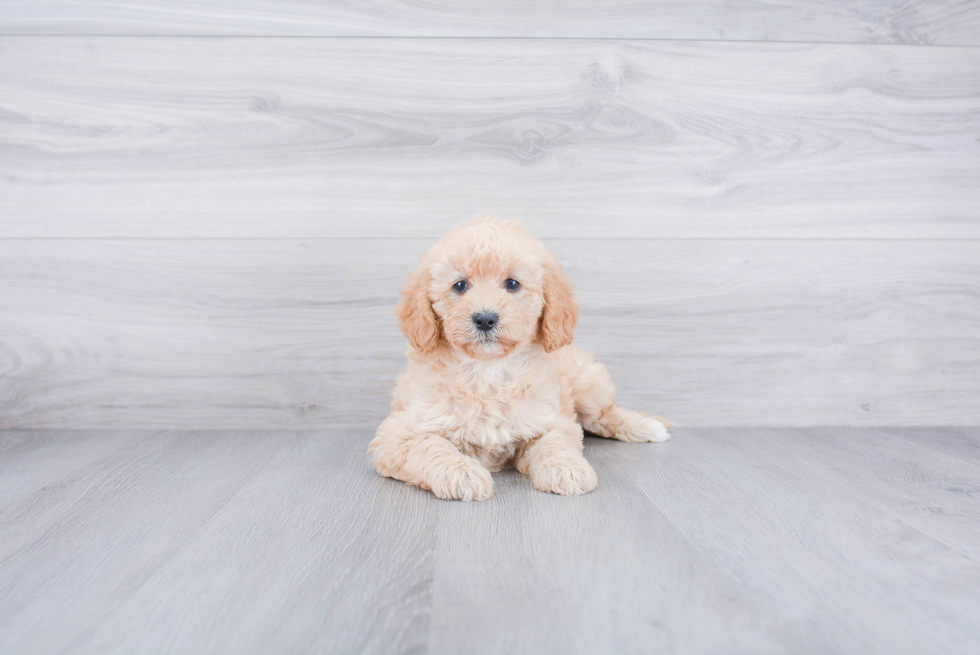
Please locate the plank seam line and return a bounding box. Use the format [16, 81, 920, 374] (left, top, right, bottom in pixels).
[0, 34, 978, 49]
[1, 237, 979, 243]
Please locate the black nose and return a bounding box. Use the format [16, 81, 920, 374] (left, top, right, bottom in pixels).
[472, 312, 498, 332]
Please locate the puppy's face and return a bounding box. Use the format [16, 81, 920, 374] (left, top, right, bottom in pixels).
[398, 218, 578, 359]
[428, 239, 544, 359]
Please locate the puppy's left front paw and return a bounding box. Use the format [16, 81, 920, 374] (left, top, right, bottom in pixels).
[529, 456, 598, 496]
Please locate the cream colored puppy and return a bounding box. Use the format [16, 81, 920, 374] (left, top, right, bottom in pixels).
[368, 217, 670, 501]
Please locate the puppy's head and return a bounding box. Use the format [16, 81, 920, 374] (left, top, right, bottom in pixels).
[398, 217, 578, 359]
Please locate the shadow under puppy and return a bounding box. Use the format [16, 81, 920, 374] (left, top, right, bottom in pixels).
[369, 217, 670, 501]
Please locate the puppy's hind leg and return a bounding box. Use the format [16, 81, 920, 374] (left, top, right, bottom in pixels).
[563, 347, 671, 443]
[585, 403, 671, 443]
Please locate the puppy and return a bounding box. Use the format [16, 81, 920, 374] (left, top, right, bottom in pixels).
[368, 217, 670, 501]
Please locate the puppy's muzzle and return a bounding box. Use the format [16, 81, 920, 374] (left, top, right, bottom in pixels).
[472, 312, 498, 333]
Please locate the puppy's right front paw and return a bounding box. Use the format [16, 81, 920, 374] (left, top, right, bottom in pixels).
[430, 460, 494, 501]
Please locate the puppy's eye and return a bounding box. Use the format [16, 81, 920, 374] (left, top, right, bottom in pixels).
[504, 278, 521, 292]
[453, 280, 468, 294]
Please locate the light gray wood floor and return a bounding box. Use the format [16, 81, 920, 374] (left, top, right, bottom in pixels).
[2, 427, 979, 654]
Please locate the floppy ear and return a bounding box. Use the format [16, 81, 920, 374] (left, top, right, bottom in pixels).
[396, 267, 441, 353]
[539, 258, 579, 352]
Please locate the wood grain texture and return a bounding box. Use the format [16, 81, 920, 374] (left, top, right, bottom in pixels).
[887, 426, 980, 465]
[428, 463, 783, 654]
[2, 38, 979, 239]
[611, 427, 980, 654]
[0, 1, 978, 44]
[0, 430, 436, 654]
[1, 428, 979, 654]
[1, 238, 977, 429]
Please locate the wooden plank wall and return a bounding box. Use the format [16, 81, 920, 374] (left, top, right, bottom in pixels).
[1, 2, 978, 428]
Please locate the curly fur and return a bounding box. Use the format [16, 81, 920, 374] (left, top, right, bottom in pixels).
[368, 217, 670, 501]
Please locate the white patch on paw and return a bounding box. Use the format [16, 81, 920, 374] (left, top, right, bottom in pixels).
[621, 416, 671, 443]
[642, 417, 671, 442]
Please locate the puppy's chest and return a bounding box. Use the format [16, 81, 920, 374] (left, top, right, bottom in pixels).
[444, 367, 554, 453]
